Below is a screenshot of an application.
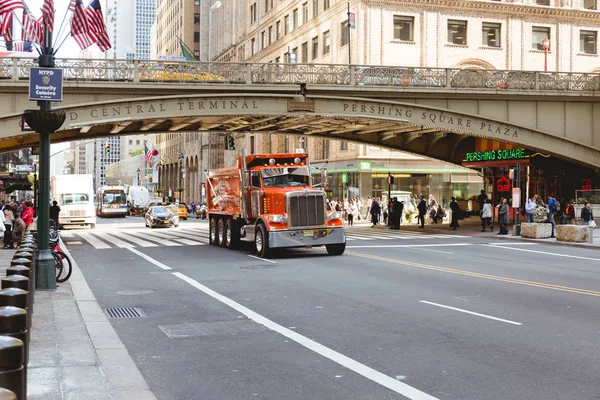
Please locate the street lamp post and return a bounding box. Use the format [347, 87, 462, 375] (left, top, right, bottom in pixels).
[208, 1, 222, 62]
[542, 37, 550, 72]
[178, 152, 184, 202]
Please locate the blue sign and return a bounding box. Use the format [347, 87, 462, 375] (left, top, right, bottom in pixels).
[29, 67, 63, 102]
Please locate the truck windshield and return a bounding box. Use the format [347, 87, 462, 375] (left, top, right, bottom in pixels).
[62, 193, 90, 204]
[263, 174, 309, 187]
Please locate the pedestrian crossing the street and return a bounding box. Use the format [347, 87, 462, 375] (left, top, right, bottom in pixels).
[62, 225, 466, 250]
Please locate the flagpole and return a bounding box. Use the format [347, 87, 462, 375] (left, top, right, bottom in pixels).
[54, 1, 73, 51]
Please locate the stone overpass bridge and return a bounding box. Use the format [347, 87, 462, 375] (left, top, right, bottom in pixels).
[0, 58, 599, 169]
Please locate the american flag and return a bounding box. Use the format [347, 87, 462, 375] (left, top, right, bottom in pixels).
[0, 1, 24, 15]
[67, 0, 76, 12]
[22, 8, 42, 44]
[14, 40, 32, 51]
[41, 0, 53, 32]
[0, 12, 11, 40]
[86, 0, 110, 52]
[145, 144, 153, 167]
[70, 0, 92, 49]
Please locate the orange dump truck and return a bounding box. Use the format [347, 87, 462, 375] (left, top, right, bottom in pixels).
[206, 151, 346, 257]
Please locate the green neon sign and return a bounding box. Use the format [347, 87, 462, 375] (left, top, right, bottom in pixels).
[359, 161, 371, 170]
[465, 148, 526, 162]
[341, 173, 348, 183]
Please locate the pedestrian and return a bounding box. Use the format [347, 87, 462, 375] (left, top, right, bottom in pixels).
[50, 200, 61, 229]
[384, 202, 390, 226]
[417, 195, 427, 228]
[477, 189, 488, 211]
[356, 198, 362, 220]
[449, 197, 460, 230]
[0, 209, 4, 247]
[481, 199, 493, 232]
[581, 201, 594, 226]
[3, 206, 14, 249]
[547, 194, 557, 237]
[560, 203, 575, 224]
[391, 197, 403, 230]
[364, 197, 372, 220]
[497, 198, 510, 235]
[345, 201, 354, 227]
[21, 201, 34, 228]
[11, 216, 26, 244]
[370, 197, 381, 227]
[525, 195, 536, 223]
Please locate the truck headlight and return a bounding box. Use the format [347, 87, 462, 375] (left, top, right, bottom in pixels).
[327, 212, 342, 220]
[267, 214, 287, 223]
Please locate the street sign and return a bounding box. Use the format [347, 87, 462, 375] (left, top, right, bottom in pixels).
[512, 188, 521, 208]
[20, 115, 33, 131]
[348, 12, 356, 29]
[15, 165, 34, 172]
[29, 67, 63, 102]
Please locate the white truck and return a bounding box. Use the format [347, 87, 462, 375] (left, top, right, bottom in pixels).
[127, 186, 150, 210]
[50, 174, 97, 229]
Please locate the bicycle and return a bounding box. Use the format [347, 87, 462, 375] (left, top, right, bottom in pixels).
[49, 228, 72, 283]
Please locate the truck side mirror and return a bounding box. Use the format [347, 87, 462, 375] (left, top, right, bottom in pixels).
[321, 169, 328, 187]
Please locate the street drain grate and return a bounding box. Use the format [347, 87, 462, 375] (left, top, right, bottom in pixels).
[104, 307, 147, 319]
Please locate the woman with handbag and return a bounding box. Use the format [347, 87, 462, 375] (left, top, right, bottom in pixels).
[497, 198, 510, 235]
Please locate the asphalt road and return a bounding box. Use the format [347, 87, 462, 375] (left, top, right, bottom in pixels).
[66, 217, 600, 400]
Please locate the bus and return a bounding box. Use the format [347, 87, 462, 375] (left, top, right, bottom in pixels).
[96, 186, 128, 218]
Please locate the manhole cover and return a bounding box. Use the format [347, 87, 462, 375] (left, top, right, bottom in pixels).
[240, 264, 278, 270]
[104, 307, 147, 319]
[117, 289, 155, 295]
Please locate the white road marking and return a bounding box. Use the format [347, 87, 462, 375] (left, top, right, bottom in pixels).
[99, 233, 134, 248]
[118, 231, 159, 247]
[419, 300, 522, 326]
[421, 249, 454, 255]
[127, 248, 172, 270]
[248, 255, 277, 264]
[60, 232, 74, 238]
[173, 272, 439, 400]
[486, 242, 537, 246]
[347, 243, 473, 249]
[77, 232, 111, 249]
[65, 241, 82, 245]
[483, 244, 600, 261]
[137, 230, 183, 246]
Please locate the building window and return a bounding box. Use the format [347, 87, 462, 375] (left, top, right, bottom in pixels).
[251, 38, 256, 55]
[532, 26, 550, 50]
[323, 30, 330, 54]
[447, 20, 467, 45]
[261, 31, 266, 49]
[136, 140, 140, 145]
[250, 3, 257, 24]
[284, 15, 290, 35]
[581, 0, 597, 9]
[194, 14, 200, 24]
[482, 22, 501, 47]
[275, 56, 281, 63]
[324, 0, 330, 11]
[250, 135, 256, 154]
[194, 32, 200, 42]
[312, 36, 319, 59]
[341, 21, 349, 46]
[393, 16, 414, 41]
[340, 141, 348, 151]
[293, 8, 299, 29]
[276, 21, 281, 40]
[313, 0, 319, 17]
[129, 140, 133, 145]
[322, 139, 329, 159]
[536, 0, 550, 5]
[301, 41, 308, 63]
[303, 2, 309, 24]
[291, 47, 298, 63]
[580, 30, 597, 54]
[284, 51, 290, 63]
[268, 26, 273, 45]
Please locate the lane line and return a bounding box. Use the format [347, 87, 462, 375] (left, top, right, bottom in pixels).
[419, 301, 522, 326]
[127, 248, 172, 270]
[172, 272, 438, 400]
[486, 242, 537, 246]
[483, 244, 600, 261]
[346, 251, 600, 297]
[78, 232, 111, 249]
[248, 255, 277, 264]
[347, 243, 473, 249]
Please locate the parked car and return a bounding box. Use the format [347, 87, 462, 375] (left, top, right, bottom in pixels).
[170, 203, 188, 220]
[145, 206, 179, 228]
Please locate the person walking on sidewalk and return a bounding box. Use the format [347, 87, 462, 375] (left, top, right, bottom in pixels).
[449, 197, 460, 230]
[525, 195, 536, 223]
[417, 195, 427, 228]
[12, 216, 26, 244]
[391, 197, 403, 230]
[346, 201, 355, 227]
[370, 197, 381, 227]
[50, 201, 61, 229]
[3, 206, 14, 249]
[481, 199, 493, 231]
[498, 198, 510, 235]
[477, 189, 488, 227]
[547, 194, 558, 238]
[581, 201, 594, 226]
[21, 201, 34, 228]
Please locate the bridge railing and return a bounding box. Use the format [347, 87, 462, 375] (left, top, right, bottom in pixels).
[1, 57, 599, 92]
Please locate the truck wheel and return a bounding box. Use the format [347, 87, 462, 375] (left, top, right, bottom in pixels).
[326, 242, 346, 256]
[255, 224, 270, 258]
[209, 217, 217, 245]
[224, 219, 239, 250]
[217, 219, 225, 246]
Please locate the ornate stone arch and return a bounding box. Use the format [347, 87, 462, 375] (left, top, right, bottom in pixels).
[452, 59, 496, 70]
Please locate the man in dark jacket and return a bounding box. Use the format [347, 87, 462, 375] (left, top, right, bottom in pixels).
[370, 197, 381, 227]
[417, 195, 427, 228]
[450, 197, 460, 230]
[391, 198, 403, 230]
[50, 201, 61, 229]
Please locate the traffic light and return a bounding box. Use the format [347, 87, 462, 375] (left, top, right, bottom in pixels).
[105, 142, 110, 157]
[228, 135, 235, 151]
[387, 174, 394, 185]
[224, 133, 229, 148]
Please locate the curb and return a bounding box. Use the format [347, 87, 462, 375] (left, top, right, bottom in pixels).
[60, 241, 158, 400]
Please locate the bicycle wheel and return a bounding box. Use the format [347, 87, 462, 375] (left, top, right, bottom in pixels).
[54, 251, 72, 283]
[53, 252, 63, 281]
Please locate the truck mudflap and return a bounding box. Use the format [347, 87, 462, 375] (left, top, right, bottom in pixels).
[268, 227, 345, 249]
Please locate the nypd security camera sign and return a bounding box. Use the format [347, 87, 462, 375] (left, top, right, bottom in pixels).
[29, 67, 63, 102]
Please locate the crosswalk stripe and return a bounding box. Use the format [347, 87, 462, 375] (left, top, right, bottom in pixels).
[60, 232, 74, 238]
[99, 233, 134, 248]
[134, 230, 183, 246]
[157, 230, 207, 245]
[78, 232, 111, 249]
[114, 231, 159, 247]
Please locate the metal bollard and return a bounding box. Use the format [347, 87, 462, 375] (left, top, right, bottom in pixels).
[0, 336, 24, 400]
[8, 260, 33, 293]
[0, 289, 29, 329]
[1, 276, 30, 293]
[12, 252, 33, 260]
[0, 307, 28, 367]
[0, 388, 17, 400]
[5, 267, 30, 280]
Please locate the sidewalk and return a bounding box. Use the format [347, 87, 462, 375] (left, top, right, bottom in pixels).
[353, 216, 600, 249]
[0, 247, 156, 400]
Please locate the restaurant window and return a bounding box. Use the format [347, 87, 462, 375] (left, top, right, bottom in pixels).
[393, 16, 414, 41]
[532, 26, 550, 50]
[447, 20, 467, 45]
[482, 22, 501, 47]
[580, 30, 597, 54]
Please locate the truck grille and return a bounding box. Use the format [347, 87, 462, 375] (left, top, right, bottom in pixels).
[68, 210, 86, 217]
[288, 194, 325, 227]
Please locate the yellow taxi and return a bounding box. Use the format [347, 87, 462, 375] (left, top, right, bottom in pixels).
[170, 203, 188, 220]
